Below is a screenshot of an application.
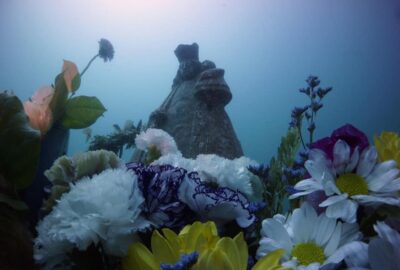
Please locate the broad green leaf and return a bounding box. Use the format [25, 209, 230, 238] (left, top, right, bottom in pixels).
[0, 92, 40, 189]
[61, 96, 106, 129]
[50, 73, 69, 122]
[0, 193, 28, 210]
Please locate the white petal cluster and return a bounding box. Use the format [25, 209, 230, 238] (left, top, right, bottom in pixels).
[256, 203, 362, 269]
[135, 128, 180, 155]
[290, 140, 400, 223]
[34, 168, 149, 269]
[154, 153, 259, 198]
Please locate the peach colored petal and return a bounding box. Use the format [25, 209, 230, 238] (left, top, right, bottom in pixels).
[24, 86, 54, 134]
[32, 85, 54, 106]
[62, 60, 79, 92]
[23, 100, 41, 130]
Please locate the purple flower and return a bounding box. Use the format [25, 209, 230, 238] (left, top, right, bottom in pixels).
[310, 124, 369, 160]
[306, 75, 320, 88]
[98, 38, 114, 62]
[126, 162, 193, 228]
[289, 106, 309, 128]
[316, 87, 332, 99]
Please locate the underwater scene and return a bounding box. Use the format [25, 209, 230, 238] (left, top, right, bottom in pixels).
[1, 0, 400, 269]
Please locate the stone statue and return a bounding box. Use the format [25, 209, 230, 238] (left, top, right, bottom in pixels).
[135, 43, 243, 160]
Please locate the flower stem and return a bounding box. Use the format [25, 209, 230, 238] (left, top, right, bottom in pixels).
[80, 54, 99, 78]
[298, 125, 307, 150]
[308, 86, 315, 145]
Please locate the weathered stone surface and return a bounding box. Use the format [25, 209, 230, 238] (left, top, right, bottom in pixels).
[135, 43, 243, 160]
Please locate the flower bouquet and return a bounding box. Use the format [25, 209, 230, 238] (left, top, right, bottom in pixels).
[2, 58, 399, 270]
[33, 116, 400, 269]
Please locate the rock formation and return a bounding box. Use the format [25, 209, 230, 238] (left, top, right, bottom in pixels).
[137, 43, 243, 159]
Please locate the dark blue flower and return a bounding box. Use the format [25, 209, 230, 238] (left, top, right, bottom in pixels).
[98, 38, 114, 62]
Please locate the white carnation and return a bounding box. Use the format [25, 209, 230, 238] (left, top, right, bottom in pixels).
[34, 168, 149, 269]
[154, 153, 259, 198]
[135, 128, 180, 155]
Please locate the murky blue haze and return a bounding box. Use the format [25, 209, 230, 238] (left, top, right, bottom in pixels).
[1, 0, 399, 163]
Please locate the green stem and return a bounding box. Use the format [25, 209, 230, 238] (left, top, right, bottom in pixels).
[298, 125, 306, 150]
[80, 54, 99, 78]
[308, 86, 315, 145]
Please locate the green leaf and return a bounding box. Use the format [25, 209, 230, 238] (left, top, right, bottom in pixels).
[0, 92, 41, 189]
[61, 96, 106, 129]
[50, 73, 69, 122]
[0, 193, 28, 211]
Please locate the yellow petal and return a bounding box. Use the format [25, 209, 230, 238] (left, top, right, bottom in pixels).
[62, 59, 79, 92]
[122, 242, 160, 270]
[252, 249, 287, 270]
[206, 247, 235, 270]
[233, 233, 248, 270]
[162, 228, 181, 254]
[151, 230, 179, 264]
[215, 237, 241, 269]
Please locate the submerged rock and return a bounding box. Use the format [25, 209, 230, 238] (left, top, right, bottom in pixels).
[136, 43, 243, 159]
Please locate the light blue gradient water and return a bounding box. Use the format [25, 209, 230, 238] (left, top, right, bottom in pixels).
[1, 0, 399, 163]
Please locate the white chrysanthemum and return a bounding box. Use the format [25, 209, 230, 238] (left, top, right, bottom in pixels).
[135, 128, 180, 155]
[154, 153, 260, 198]
[290, 140, 400, 223]
[256, 203, 362, 270]
[34, 168, 150, 269]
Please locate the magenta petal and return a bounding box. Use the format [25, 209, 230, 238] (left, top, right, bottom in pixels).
[310, 124, 369, 161]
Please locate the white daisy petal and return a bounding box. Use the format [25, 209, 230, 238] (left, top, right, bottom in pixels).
[367, 160, 397, 179]
[324, 221, 342, 256]
[352, 195, 400, 206]
[305, 160, 327, 181]
[319, 194, 348, 207]
[260, 218, 292, 252]
[368, 238, 400, 270]
[367, 168, 400, 192]
[325, 199, 358, 223]
[373, 222, 400, 249]
[322, 179, 341, 196]
[258, 202, 361, 268]
[379, 178, 400, 193]
[333, 140, 351, 175]
[289, 190, 316, 199]
[308, 148, 330, 166]
[345, 146, 360, 173]
[273, 214, 287, 225]
[326, 241, 368, 266]
[339, 222, 362, 246]
[291, 203, 318, 243]
[290, 179, 323, 199]
[314, 215, 337, 246]
[356, 146, 378, 177]
[256, 238, 285, 259]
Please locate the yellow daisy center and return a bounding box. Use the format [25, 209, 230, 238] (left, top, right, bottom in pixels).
[291, 242, 325, 266]
[336, 173, 369, 196]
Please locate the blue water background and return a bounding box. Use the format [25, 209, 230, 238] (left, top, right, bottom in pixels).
[1, 0, 399, 163]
